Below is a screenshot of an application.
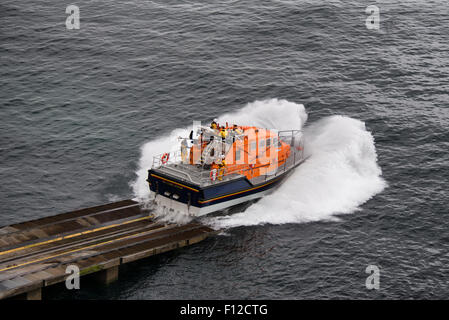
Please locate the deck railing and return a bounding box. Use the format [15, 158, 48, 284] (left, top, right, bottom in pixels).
[151, 130, 305, 185]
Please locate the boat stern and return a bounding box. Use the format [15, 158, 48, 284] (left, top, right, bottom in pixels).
[147, 169, 202, 216]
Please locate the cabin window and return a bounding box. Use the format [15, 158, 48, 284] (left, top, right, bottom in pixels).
[250, 141, 257, 151]
[259, 140, 265, 148]
[235, 150, 241, 161]
[273, 138, 278, 147]
[266, 138, 271, 148]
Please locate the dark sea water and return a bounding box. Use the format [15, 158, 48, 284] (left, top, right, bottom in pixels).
[1, 0, 448, 299]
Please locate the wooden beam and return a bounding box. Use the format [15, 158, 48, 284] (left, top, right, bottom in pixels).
[95, 266, 119, 285]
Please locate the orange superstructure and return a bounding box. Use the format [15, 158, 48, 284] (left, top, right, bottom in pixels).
[189, 125, 291, 181]
[149, 121, 306, 217]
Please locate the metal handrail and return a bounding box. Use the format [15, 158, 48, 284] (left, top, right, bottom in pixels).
[157, 166, 195, 183]
[151, 129, 305, 186]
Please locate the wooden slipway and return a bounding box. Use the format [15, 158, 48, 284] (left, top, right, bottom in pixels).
[0, 200, 216, 300]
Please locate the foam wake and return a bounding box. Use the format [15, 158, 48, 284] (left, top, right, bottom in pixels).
[130, 99, 386, 227]
[206, 115, 387, 228]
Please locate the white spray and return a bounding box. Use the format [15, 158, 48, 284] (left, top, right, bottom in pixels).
[130, 99, 386, 227]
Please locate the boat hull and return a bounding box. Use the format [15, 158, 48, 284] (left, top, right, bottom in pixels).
[147, 161, 303, 217]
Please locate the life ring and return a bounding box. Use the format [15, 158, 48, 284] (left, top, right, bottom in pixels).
[210, 168, 217, 181]
[161, 153, 170, 164]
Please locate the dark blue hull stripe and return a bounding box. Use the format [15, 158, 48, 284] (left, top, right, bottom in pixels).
[148, 165, 298, 209]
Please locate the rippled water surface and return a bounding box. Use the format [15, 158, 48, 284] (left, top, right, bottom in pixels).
[1, 0, 448, 299]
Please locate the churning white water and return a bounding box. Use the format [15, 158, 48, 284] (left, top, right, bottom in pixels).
[131, 99, 386, 228]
